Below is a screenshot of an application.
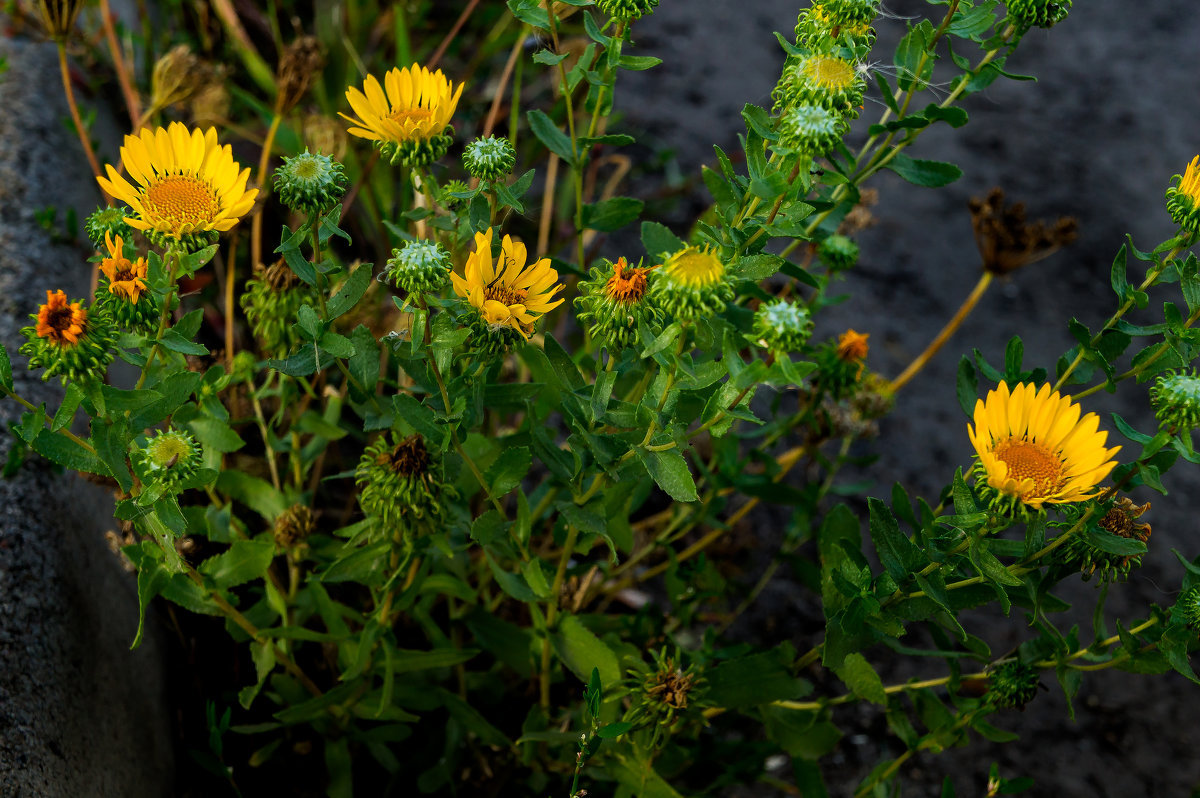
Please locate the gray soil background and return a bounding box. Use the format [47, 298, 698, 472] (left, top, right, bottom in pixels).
[617, 0, 1200, 796]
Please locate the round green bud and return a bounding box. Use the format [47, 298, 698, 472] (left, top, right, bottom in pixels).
[95, 287, 160, 335]
[818, 234, 860, 271]
[273, 149, 348, 215]
[752, 299, 813, 353]
[649, 246, 734, 323]
[772, 54, 865, 118]
[1172, 585, 1200, 630]
[385, 239, 451, 297]
[146, 227, 219, 254]
[442, 179, 472, 208]
[575, 257, 663, 352]
[775, 102, 847, 157]
[84, 205, 133, 250]
[595, 0, 659, 22]
[1150, 370, 1200, 431]
[463, 312, 523, 359]
[463, 136, 516, 182]
[986, 660, 1040, 709]
[134, 428, 203, 494]
[355, 433, 452, 537]
[1005, 0, 1071, 28]
[378, 127, 455, 168]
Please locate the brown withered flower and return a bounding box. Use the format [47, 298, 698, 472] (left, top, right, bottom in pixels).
[276, 36, 324, 113]
[969, 187, 1077, 275]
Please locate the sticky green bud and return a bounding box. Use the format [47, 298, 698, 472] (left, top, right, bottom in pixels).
[752, 299, 813, 353]
[775, 103, 847, 157]
[84, 205, 134, 250]
[274, 150, 348, 215]
[594, 0, 659, 22]
[818, 234, 860, 271]
[1150, 370, 1200, 432]
[385, 239, 451, 297]
[986, 660, 1040, 709]
[463, 136, 516, 182]
[134, 429, 203, 494]
[575, 257, 663, 352]
[1005, 0, 1071, 28]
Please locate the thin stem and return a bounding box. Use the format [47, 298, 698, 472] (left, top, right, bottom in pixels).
[250, 114, 284, 272]
[99, 0, 141, 126]
[891, 271, 994, 392]
[57, 43, 107, 201]
[0, 386, 98, 454]
[541, 523, 580, 709]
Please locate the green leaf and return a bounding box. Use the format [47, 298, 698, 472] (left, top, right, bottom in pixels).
[526, 109, 575, 164]
[542, 333, 585, 391]
[894, 21, 933, 90]
[885, 153, 962, 187]
[867, 498, 926, 580]
[532, 49, 568, 66]
[521, 558, 553, 598]
[968, 537, 1023, 588]
[178, 244, 219, 276]
[730, 254, 784, 281]
[637, 447, 698, 502]
[199, 540, 276, 590]
[92, 416, 133, 493]
[0, 342, 13, 391]
[834, 653, 887, 705]
[581, 197, 644, 232]
[188, 417, 246, 454]
[1082, 528, 1148, 556]
[486, 445, 530, 496]
[609, 754, 685, 798]
[641, 221, 685, 259]
[160, 328, 208, 355]
[328, 263, 372, 320]
[388, 647, 479, 673]
[553, 614, 620, 687]
[487, 552, 538, 601]
[31, 429, 107, 475]
[129, 547, 169, 649]
[707, 647, 810, 709]
[51, 383, 84, 431]
[215, 470, 287, 521]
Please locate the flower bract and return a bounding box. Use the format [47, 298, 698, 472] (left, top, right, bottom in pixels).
[1166, 155, 1200, 236]
[96, 122, 257, 249]
[968, 382, 1120, 510]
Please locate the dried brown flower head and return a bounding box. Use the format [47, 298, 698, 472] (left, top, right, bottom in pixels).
[969, 187, 1078, 275]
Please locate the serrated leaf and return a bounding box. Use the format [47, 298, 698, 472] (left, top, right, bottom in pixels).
[486, 445, 531, 496]
[641, 221, 685, 259]
[527, 109, 574, 164]
[328, 263, 372, 320]
[581, 197, 644, 232]
[553, 614, 620, 687]
[199, 540, 276, 589]
[886, 153, 962, 187]
[867, 497, 926, 580]
[835, 653, 888, 705]
[637, 447, 698, 502]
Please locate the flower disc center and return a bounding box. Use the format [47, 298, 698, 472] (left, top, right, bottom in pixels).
[485, 282, 528, 308]
[993, 437, 1063, 499]
[666, 249, 723, 287]
[804, 56, 856, 89]
[144, 175, 220, 227]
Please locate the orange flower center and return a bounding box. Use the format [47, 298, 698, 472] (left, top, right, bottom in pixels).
[36, 293, 87, 345]
[143, 175, 220, 227]
[993, 437, 1063, 500]
[605, 258, 649, 303]
[485, 281, 527, 308]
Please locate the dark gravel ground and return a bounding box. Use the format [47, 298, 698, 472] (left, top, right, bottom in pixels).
[618, 0, 1200, 795]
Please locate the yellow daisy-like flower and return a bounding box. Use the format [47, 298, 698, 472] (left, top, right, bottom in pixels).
[96, 122, 257, 248]
[451, 229, 564, 339]
[651, 245, 733, 321]
[340, 64, 463, 166]
[968, 382, 1121, 509]
[663, 246, 724, 287]
[1166, 155, 1200, 235]
[100, 231, 148, 303]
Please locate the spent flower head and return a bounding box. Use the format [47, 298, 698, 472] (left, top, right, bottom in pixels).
[20, 290, 115, 384]
[1062, 497, 1151, 583]
[97, 232, 158, 333]
[355, 433, 452, 536]
[242, 261, 319, 357]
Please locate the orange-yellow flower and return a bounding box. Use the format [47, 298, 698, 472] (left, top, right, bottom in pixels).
[35, 290, 87, 345]
[968, 382, 1121, 509]
[340, 64, 462, 166]
[450, 229, 563, 339]
[96, 122, 257, 244]
[605, 257, 652, 303]
[100, 231, 148, 303]
[836, 329, 869, 362]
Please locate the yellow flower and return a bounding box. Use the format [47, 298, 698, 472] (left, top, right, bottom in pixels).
[662, 246, 724, 287]
[1166, 155, 1200, 235]
[100, 231, 148, 303]
[968, 382, 1121, 509]
[340, 64, 463, 166]
[96, 122, 257, 247]
[35, 289, 86, 345]
[836, 329, 869, 363]
[450, 229, 563, 339]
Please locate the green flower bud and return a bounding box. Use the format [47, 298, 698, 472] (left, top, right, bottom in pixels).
[442, 179, 473, 208]
[595, 0, 659, 22]
[752, 299, 813, 353]
[134, 428, 203, 494]
[146, 228, 219, 254]
[385, 239, 451, 297]
[84, 205, 134, 250]
[773, 53, 865, 118]
[1150, 370, 1200, 432]
[378, 127, 455, 168]
[273, 149, 348, 215]
[355, 433, 452, 536]
[794, 0, 877, 49]
[649, 246, 734, 322]
[274, 504, 315, 549]
[1005, 0, 1071, 28]
[463, 135, 516, 182]
[1165, 156, 1200, 237]
[986, 660, 1040, 709]
[19, 290, 115, 385]
[1172, 585, 1200, 630]
[818, 234, 860, 271]
[775, 102, 847, 157]
[241, 261, 320, 357]
[575, 257, 663, 352]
